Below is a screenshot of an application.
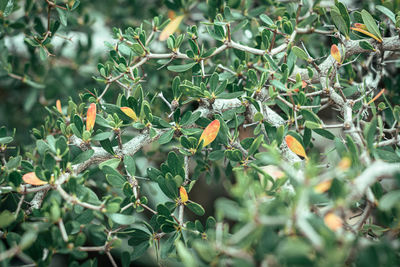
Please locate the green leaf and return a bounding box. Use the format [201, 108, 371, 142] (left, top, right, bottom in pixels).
[131, 242, 150, 260]
[109, 213, 135, 225]
[292, 46, 309, 61]
[157, 173, 178, 199]
[305, 121, 321, 130]
[106, 174, 126, 188]
[124, 155, 136, 176]
[248, 135, 263, 156]
[158, 129, 175, 144]
[217, 91, 244, 99]
[0, 210, 15, 228]
[346, 135, 359, 164]
[0, 136, 13, 144]
[208, 150, 224, 161]
[301, 109, 321, 124]
[2, 0, 14, 17]
[361, 9, 382, 41]
[91, 131, 112, 141]
[176, 240, 197, 267]
[379, 190, 400, 211]
[364, 117, 377, 151]
[72, 149, 94, 165]
[39, 47, 47, 61]
[336, 1, 350, 31]
[99, 158, 121, 169]
[263, 54, 278, 70]
[100, 138, 115, 155]
[259, 14, 273, 26]
[56, 8, 68, 26]
[186, 202, 205, 216]
[20, 231, 37, 250]
[376, 5, 396, 24]
[359, 40, 375, 51]
[331, 5, 349, 37]
[271, 80, 286, 91]
[313, 129, 335, 140]
[71, 0, 80, 10]
[161, 232, 179, 259]
[167, 62, 197, 72]
[128, 229, 151, 246]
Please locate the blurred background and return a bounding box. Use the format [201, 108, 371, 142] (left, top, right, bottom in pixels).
[1, 1, 400, 265]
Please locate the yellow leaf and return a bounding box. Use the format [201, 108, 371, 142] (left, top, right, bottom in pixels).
[367, 88, 385, 105]
[330, 44, 341, 64]
[86, 103, 96, 131]
[159, 15, 184, 41]
[338, 157, 351, 170]
[314, 180, 332, 193]
[324, 212, 343, 231]
[179, 186, 188, 203]
[22, 172, 48, 186]
[198, 119, 220, 147]
[120, 107, 138, 121]
[56, 100, 62, 113]
[285, 135, 307, 159]
[351, 27, 382, 43]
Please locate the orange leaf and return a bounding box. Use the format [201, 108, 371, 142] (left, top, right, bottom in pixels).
[324, 212, 343, 231]
[56, 100, 62, 113]
[314, 180, 332, 193]
[353, 23, 367, 30]
[351, 27, 382, 43]
[367, 88, 385, 105]
[301, 81, 307, 89]
[179, 186, 188, 203]
[121, 107, 138, 121]
[86, 103, 96, 131]
[330, 44, 341, 64]
[22, 172, 48, 186]
[199, 119, 220, 147]
[168, 10, 176, 20]
[285, 135, 308, 159]
[159, 15, 184, 41]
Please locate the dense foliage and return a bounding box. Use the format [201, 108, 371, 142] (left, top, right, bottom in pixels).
[1, 0, 400, 266]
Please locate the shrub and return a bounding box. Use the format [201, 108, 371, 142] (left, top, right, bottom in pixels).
[1, 0, 400, 266]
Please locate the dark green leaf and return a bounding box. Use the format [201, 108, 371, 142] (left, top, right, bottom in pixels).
[186, 202, 205, 216]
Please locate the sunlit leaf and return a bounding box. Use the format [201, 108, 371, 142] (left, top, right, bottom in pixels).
[314, 180, 332, 193]
[285, 135, 307, 159]
[338, 157, 351, 170]
[351, 27, 382, 43]
[86, 103, 96, 131]
[198, 119, 220, 147]
[367, 88, 385, 105]
[56, 100, 62, 113]
[331, 44, 341, 64]
[22, 172, 48, 186]
[159, 15, 184, 41]
[121, 107, 138, 121]
[179, 186, 188, 204]
[324, 212, 343, 231]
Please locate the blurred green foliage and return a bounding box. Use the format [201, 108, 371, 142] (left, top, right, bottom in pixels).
[1, 0, 400, 266]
